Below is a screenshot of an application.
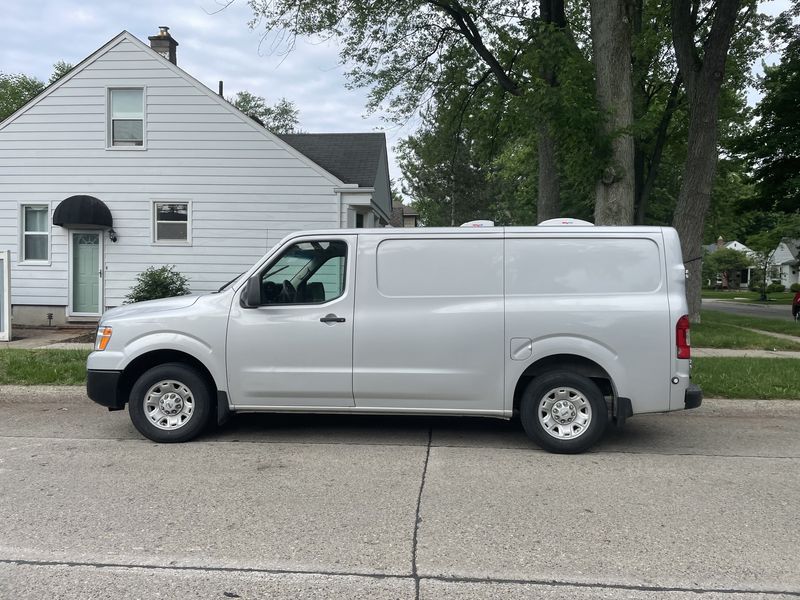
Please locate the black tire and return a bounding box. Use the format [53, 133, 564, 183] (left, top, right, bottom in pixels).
[520, 371, 608, 454]
[128, 363, 212, 443]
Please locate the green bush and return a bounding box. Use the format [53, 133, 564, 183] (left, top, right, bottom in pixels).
[766, 283, 785, 294]
[124, 265, 190, 304]
[791, 283, 800, 293]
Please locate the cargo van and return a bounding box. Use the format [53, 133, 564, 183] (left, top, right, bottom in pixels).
[87, 224, 701, 453]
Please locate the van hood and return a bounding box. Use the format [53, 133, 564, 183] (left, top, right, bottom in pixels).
[102, 294, 202, 322]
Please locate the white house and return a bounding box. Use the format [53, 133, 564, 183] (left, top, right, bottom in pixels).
[771, 238, 800, 288]
[703, 237, 756, 289]
[0, 28, 391, 326]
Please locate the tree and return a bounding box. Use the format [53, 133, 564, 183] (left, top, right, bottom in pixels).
[230, 91, 300, 133]
[746, 214, 800, 300]
[590, 0, 635, 224]
[670, 0, 745, 322]
[739, 10, 800, 214]
[0, 62, 75, 122]
[0, 73, 44, 122]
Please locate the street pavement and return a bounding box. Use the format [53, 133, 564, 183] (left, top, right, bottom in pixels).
[1, 386, 799, 599]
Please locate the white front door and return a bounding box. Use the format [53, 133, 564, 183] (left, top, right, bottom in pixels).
[70, 231, 103, 315]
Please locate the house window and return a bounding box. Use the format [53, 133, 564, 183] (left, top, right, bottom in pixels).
[21, 205, 49, 262]
[153, 202, 190, 243]
[109, 88, 144, 147]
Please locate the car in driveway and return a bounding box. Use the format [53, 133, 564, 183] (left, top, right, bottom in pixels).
[87, 223, 701, 453]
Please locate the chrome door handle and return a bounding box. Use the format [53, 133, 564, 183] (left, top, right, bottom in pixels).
[320, 314, 346, 323]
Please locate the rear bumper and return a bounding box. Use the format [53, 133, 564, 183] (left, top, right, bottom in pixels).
[684, 383, 703, 410]
[86, 369, 124, 411]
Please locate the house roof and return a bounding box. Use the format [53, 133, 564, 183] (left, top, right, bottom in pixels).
[278, 133, 386, 188]
[778, 238, 800, 264]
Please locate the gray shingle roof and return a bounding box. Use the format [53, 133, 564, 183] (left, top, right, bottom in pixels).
[278, 133, 386, 187]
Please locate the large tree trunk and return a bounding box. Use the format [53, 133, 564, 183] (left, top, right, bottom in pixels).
[537, 124, 561, 222]
[590, 0, 635, 225]
[671, 0, 741, 322]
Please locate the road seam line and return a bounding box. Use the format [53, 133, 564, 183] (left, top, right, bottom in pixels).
[411, 427, 432, 600]
[2, 558, 798, 596]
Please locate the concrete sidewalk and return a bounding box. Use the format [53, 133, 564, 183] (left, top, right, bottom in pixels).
[694, 347, 800, 359]
[0, 326, 94, 350]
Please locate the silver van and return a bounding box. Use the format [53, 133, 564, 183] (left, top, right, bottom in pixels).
[87, 225, 701, 453]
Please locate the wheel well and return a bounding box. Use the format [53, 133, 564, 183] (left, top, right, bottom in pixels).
[117, 350, 218, 408]
[512, 354, 615, 413]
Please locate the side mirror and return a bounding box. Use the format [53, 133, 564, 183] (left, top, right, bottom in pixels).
[240, 276, 262, 308]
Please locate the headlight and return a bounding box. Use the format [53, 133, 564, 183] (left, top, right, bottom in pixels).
[95, 326, 113, 351]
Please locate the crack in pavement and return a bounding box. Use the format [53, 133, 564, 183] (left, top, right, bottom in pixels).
[411, 427, 432, 600]
[2, 559, 798, 597]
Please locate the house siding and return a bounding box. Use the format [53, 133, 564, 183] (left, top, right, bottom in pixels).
[0, 36, 343, 315]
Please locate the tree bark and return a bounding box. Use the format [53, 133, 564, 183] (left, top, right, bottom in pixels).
[671, 0, 741, 322]
[590, 0, 635, 225]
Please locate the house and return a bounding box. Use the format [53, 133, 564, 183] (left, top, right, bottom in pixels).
[771, 238, 800, 288]
[703, 236, 755, 289]
[389, 197, 420, 227]
[0, 27, 391, 326]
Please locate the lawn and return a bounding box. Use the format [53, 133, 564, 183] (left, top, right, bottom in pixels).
[701, 309, 800, 338]
[692, 357, 800, 400]
[702, 290, 796, 305]
[692, 318, 800, 350]
[0, 349, 91, 385]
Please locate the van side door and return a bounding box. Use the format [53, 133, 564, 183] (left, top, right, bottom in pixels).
[352, 233, 505, 412]
[226, 236, 356, 408]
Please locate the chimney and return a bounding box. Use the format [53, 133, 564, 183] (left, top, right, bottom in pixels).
[148, 26, 178, 65]
[716, 235, 724, 248]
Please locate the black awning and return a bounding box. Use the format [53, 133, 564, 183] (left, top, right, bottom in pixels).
[52, 195, 113, 228]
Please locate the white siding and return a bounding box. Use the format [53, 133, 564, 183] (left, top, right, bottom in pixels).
[0, 36, 342, 309]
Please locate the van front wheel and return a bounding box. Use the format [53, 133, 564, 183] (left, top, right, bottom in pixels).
[520, 372, 607, 454]
[128, 363, 212, 443]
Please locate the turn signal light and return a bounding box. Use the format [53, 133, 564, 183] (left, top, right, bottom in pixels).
[95, 327, 113, 351]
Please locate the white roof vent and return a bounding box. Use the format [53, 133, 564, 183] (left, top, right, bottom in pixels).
[460, 220, 495, 228]
[538, 217, 594, 226]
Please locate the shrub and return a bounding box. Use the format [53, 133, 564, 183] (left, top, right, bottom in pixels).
[791, 283, 800, 293]
[766, 283, 785, 294]
[124, 265, 190, 304]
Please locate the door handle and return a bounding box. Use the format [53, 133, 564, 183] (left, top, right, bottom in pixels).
[320, 314, 346, 323]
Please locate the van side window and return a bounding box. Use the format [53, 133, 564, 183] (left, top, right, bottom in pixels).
[259, 240, 347, 305]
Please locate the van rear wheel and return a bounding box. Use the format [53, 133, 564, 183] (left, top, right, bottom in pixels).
[128, 363, 212, 443]
[520, 372, 607, 454]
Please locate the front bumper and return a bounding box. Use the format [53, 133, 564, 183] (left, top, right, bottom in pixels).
[87, 369, 124, 411]
[685, 383, 703, 410]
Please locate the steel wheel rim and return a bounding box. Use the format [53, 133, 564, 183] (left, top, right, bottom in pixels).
[143, 379, 195, 431]
[538, 386, 592, 440]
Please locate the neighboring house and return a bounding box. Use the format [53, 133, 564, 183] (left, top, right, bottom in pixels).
[703, 236, 755, 289]
[0, 27, 391, 326]
[771, 238, 800, 288]
[389, 197, 420, 228]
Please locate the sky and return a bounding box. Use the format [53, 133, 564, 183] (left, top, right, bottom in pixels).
[0, 0, 793, 189]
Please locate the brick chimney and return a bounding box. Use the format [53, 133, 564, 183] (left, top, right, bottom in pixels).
[148, 26, 178, 65]
[716, 235, 725, 248]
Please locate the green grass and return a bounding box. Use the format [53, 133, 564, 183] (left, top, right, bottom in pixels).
[702, 290, 795, 304]
[692, 357, 800, 399]
[0, 349, 91, 385]
[701, 309, 800, 338]
[692, 319, 800, 350]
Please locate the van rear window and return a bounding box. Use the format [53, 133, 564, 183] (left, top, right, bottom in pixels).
[377, 238, 502, 297]
[506, 238, 662, 295]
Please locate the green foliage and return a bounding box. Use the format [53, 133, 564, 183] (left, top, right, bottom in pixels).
[124, 265, 191, 304]
[0, 73, 44, 121]
[791, 283, 800, 293]
[702, 247, 751, 288]
[766, 283, 786, 294]
[48, 61, 74, 84]
[0, 349, 90, 386]
[692, 358, 800, 400]
[231, 91, 300, 134]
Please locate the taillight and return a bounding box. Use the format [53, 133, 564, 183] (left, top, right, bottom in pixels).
[676, 315, 691, 359]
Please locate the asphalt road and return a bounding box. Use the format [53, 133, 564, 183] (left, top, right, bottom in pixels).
[1, 386, 799, 599]
[703, 298, 797, 321]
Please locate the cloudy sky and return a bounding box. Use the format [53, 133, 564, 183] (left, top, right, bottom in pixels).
[0, 0, 792, 188]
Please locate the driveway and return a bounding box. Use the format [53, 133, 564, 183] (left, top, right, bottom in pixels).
[1, 387, 799, 599]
